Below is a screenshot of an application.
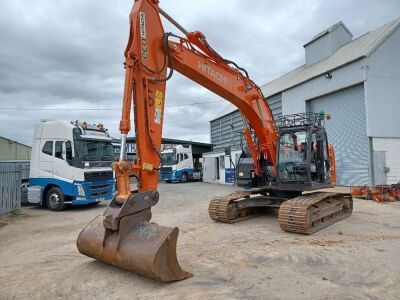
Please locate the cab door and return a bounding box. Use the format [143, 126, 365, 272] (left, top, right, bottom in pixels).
[39, 140, 53, 178]
[53, 140, 74, 183]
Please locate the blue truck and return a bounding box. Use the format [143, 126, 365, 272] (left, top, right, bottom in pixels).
[27, 120, 115, 210]
[159, 145, 202, 183]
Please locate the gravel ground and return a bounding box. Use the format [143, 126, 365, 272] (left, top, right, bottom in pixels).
[1, 182, 399, 300]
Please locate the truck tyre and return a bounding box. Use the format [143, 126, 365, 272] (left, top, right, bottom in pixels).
[180, 172, 188, 183]
[46, 187, 66, 211]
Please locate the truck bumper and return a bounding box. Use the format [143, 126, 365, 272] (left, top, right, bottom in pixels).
[160, 172, 179, 181]
[69, 196, 112, 205]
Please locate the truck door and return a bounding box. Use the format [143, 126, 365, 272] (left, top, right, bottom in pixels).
[39, 140, 53, 178]
[182, 153, 192, 170]
[53, 140, 73, 183]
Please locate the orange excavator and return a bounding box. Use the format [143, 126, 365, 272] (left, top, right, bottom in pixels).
[77, 0, 353, 282]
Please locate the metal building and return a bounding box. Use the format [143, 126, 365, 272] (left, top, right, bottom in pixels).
[209, 18, 400, 186]
[0, 136, 31, 161]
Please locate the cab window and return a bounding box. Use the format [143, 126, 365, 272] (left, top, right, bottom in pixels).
[42, 141, 53, 156]
[184, 154, 188, 160]
[55, 141, 63, 159]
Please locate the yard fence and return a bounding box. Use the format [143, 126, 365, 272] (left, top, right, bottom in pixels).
[0, 161, 30, 215]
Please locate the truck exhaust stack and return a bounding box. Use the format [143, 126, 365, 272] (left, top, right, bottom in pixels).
[77, 191, 191, 282]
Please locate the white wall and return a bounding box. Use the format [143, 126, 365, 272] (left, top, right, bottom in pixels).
[373, 138, 400, 184]
[282, 58, 366, 115]
[365, 26, 400, 138]
[202, 150, 242, 185]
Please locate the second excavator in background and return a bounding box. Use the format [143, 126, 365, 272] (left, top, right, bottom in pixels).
[77, 0, 353, 282]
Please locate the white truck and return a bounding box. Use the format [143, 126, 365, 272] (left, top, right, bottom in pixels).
[159, 145, 202, 183]
[27, 120, 115, 210]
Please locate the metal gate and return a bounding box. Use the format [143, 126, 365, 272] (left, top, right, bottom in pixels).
[0, 163, 22, 214]
[307, 84, 370, 186]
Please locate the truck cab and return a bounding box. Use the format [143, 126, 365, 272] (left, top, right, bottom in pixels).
[28, 120, 115, 210]
[159, 145, 202, 182]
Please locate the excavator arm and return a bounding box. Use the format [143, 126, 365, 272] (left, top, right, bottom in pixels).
[77, 0, 279, 282]
[116, 0, 278, 202]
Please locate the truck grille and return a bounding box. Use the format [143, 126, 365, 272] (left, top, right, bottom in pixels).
[88, 184, 111, 190]
[161, 167, 172, 173]
[84, 171, 113, 182]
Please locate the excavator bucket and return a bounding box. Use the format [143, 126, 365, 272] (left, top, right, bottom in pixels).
[76, 192, 192, 282]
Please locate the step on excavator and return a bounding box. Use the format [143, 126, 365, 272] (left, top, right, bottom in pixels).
[77, 0, 353, 282]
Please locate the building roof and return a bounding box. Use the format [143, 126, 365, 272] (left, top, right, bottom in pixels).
[261, 17, 400, 98]
[211, 17, 400, 122]
[126, 136, 212, 147]
[0, 136, 31, 148]
[126, 136, 212, 155]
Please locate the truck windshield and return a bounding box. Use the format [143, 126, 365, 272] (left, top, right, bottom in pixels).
[161, 153, 177, 165]
[75, 140, 114, 161]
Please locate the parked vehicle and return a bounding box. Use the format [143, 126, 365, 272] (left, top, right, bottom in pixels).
[27, 120, 115, 210]
[159, 145, 202, 183]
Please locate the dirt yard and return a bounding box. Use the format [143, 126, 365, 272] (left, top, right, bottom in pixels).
[1, 182, 399, 299]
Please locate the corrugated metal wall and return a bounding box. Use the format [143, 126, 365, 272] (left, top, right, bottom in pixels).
[210, 93, 282, 150]
[0, 161, 29, 214]
[308, 84, 370, 186]
[267, 93, 283, 120]
[365, 25, 400, 138]
[210, 110, 245, 151]
[282, 58, 366, 115]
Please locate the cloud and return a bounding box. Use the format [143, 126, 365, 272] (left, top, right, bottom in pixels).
[0, 0, 399, 146]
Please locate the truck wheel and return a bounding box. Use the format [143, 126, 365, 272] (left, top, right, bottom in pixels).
[180, 172, 188, 183]
[46, 187, 66, 211]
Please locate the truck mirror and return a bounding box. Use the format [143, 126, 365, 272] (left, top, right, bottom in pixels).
[65, 141, 73, 160]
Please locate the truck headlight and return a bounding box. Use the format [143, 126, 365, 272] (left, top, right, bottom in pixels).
[76, 184, 85, 196]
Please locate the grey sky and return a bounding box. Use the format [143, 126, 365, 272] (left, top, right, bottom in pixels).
[0, 0, 399, 145]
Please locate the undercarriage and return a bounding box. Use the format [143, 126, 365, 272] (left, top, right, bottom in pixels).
[209, 190, 353, 235]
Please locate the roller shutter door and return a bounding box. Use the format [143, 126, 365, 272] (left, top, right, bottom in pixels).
[308, 84, 369, 186]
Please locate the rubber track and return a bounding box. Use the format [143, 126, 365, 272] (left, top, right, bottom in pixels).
[209, 191, 353, 235]
[208, 191, 251, 223]
[278, 192, 353, 235]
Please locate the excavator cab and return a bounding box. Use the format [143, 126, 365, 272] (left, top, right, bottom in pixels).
[236, 113, 333, 192]
[276, 113, 333, 191]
